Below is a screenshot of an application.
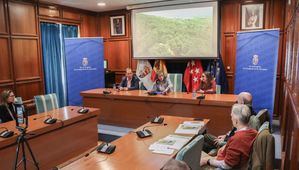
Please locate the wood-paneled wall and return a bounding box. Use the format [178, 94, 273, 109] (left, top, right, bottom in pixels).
[0, 0, 288, 116]
[97, 0, 285, 115]
[220, 0, 285, 116]
[0, 0, 98, 114]
[280, 0, 299, 169]
[0, 0, 43, 109]
[97, 10, 132, 82]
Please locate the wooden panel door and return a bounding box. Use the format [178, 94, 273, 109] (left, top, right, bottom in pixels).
[0, 0, 7, 34]
[104, 40, 130, 71]
[8, 2, 37, 36]
[11, 38, 40, 81]
[0, 37, 13, 83]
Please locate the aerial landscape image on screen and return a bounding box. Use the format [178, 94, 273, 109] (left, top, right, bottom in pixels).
[134, 6, 215, 58]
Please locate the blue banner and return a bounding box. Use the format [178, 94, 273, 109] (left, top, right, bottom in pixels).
[235, 29, 279, 122]
[65, 38, 104, 106]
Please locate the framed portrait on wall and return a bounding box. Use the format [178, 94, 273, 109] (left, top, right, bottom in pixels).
[110, 15, 125, 36]
[241, 3, 264, 30]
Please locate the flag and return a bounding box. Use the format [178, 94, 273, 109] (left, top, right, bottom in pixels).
[215, 56, 228, 93]
[183, 60, 203, 92]
[136, 60, 154, 90]
[151, 60, 168, 81]
[207, 57, 228, 94]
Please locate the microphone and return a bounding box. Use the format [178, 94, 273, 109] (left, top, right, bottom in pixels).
[103, 90, 111, 95]
[33, 115, 52, 120]
[197, 94, 205, 99]
[142, 123, 167, 131]
[0, 127, 14, 138]
[97, 142, 116, 154]
[77, 106, 89, 114]
[33, 115, 57, 124]
[136, 123, 167, 138]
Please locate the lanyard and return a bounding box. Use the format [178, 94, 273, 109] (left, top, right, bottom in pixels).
[6, 104, 15, 121]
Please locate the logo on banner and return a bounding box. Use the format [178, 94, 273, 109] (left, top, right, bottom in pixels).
[252, 55, 259, 65]
[242, 54, 267, 71]
[82, 57, 88, 67]
[74, 57, 97, 71]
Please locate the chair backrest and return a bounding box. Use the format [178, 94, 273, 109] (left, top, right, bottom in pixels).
[248, 115, 261, 131]
[34, 93, 59, 114]
[14, 97, 23, 105]
[175, 135, 204, 170]
[168, 73, 183, 92]
[256, 109, 269, 125]
[249, 109, 270, 131]
[249, 121, 275, 170]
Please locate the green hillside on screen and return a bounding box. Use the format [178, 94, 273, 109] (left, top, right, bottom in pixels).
[135, 14, 212, 57]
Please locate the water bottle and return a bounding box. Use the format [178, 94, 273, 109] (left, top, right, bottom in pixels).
[192, 90, 197, 99]
[113, 84, 116, 91]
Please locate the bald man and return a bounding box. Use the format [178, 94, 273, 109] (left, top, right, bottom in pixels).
[203, 92, 255, 156]
[237, 92, 255, 115]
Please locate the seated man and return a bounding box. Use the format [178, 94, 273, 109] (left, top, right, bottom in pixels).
[203, 92, 255, 155]
[119, 68, 139, 90]
[200, 104, 257, 169]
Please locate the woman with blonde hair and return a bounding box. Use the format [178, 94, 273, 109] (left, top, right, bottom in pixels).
[0, 89, 17, 123]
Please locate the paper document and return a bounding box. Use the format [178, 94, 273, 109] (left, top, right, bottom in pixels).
[175, 121, 204, 135]
[149, 134, 192, 152]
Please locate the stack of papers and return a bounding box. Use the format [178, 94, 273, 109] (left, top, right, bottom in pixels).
[174, 121, 204, 135]
[149, 135, 192, 155]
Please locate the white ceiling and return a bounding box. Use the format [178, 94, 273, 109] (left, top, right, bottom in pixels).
[41, 0, 168, 12]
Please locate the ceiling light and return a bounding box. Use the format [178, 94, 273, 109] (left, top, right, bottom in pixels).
[97, 2, 106, 6]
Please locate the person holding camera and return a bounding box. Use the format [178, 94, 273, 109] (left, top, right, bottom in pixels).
[0, 89, 17, 123]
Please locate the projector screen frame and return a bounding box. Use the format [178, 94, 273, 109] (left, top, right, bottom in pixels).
[131, 1, 219, 60]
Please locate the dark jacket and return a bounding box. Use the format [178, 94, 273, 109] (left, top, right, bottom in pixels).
[0, 103, 17, 123]
[119, 74, 139, 90]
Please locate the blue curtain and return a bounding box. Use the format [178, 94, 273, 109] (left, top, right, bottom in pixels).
[40, 23, 78, 107]
[62, 24, 78, 38]
[60, 25, 78, 106]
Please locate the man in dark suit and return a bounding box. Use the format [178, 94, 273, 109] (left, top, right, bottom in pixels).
[119, 68, 139, 91]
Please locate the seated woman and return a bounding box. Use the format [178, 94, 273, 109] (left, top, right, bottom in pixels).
[151, 72, 173, 95]
[0, 89, 17, 123]
[197, 71, 216, 94]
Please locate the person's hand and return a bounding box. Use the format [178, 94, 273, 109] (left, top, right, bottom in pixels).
[197, 90, 204, 94]
[162, 91, 167, 95]
[124, 87, 128, 91]
[214, 135, 226, 146]
[119, 87, 124, 91]
[200, 157, 209, 166]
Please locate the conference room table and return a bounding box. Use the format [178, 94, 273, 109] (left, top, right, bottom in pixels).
[61, 115, 209, 170]
[0, 106, 100, 170]
[81, 88, 237, 136]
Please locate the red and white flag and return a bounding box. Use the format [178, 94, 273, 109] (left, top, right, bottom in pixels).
[183, 60, 204, 92]
[151, 60, 168, 81]
[136, 60, 154, 90]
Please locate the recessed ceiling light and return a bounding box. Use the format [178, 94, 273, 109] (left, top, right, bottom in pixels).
[97, 2, 106, 6]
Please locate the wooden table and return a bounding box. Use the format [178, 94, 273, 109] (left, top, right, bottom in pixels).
[81, 89, 237, 135]
[61, 115, 209, 170]
[0, 106, 100, 170]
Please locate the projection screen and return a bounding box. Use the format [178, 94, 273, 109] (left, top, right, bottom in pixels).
[132, 1, 218, 59]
